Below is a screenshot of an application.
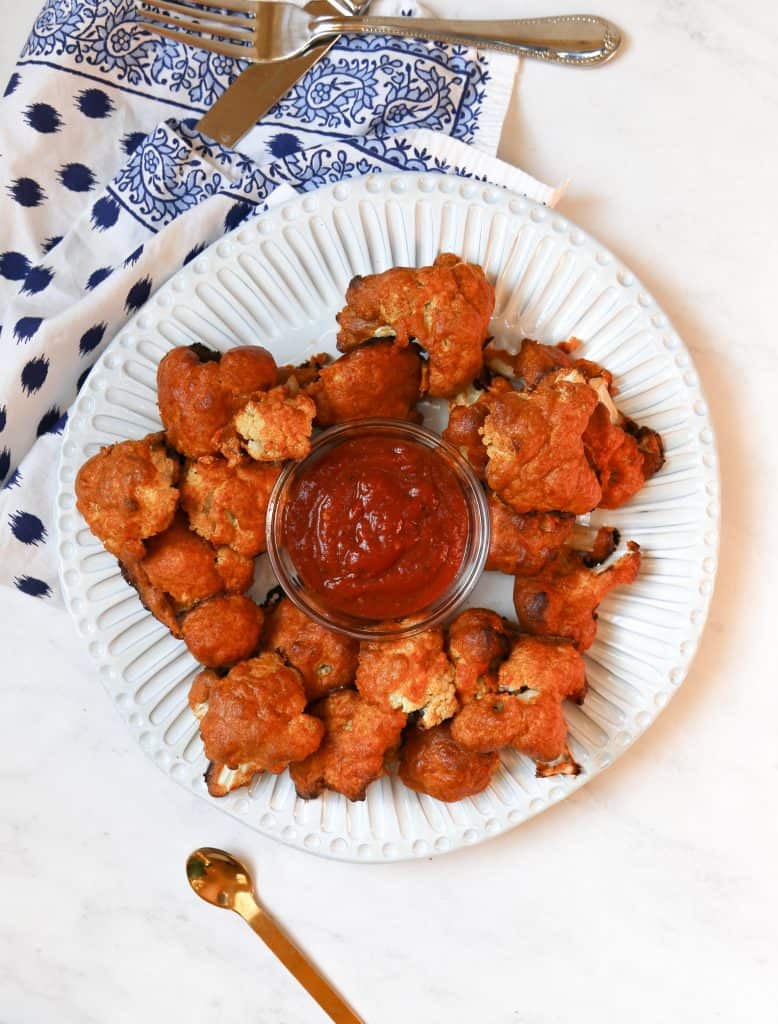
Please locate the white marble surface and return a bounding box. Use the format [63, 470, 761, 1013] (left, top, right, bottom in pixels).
[2, 2, 777, 1022]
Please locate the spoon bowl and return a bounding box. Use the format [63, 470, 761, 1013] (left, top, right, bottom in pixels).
[186, 847, 254, 910]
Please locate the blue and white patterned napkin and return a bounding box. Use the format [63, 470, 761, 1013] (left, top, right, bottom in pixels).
[0, 0, 556, 604]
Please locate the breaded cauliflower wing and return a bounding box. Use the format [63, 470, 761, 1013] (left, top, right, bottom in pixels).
[180, 455, 281, 557]
[336, 253, 494, 398]
[75, 432, 179, 559]
[484, 339, 664, 509]
[484, 338, 612, 391]
[234, 384, 315, 461]
[451, 636, 585, 772]
[583, 403, 665, 509]
[120, 513, 254, 634]
[304, 340, 423, 426]
[356, 627, 457, 728]
[486, 492, 575, 576]
[441, 396, 490, 479]
[290, 689, 406, 801]
[263, 595, 359, 702]
[189, 654, 324, 796]
[398, 722, 499, 802]
[157, 344, 277, 458]
[181, 594, 264, 668]
[446, 607, 513, 704]
[513, 540, 642, 650]
[482, 371, 601, 514]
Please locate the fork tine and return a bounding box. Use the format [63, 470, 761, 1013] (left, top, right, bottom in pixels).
[138, 0, 254, 31]
[136, 18, 256, 60]
[139, 6, 255, 45]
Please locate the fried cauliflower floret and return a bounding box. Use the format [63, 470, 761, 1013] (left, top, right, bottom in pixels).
[304, 341, 423, 426]
[277, 353, 332, 389]
[180, 455, 281, 557]
[213, 545, 255, 594]
[398, 722, 499, 802]
[441, 397, 490, 479]
[356, 627, 457, 728]
[119, 556, 181, 637]
[482, 371, 601, 514]
[447, 608, 513, 704]
[483, 339, 664, 508]
[336, 253, 494, 398]
[452, 691, 575, 769]
[583, 403, 665, 509]
[181, 594, 264, 668]
[290, 689, 406, 801]
[513, 540, 642, 650]
[138, 513, 253, 611]
[234, 385, 315, 461]
[75, 432, 179, 559]
[486, 492, 575, 576]
[157, 344, 277, 458]
[451, 636, 585, 771]
[498, 635, 587, 702]
[485, 338, 612, 391]
[188, 670, 257, 796]
[191, 654, 324, 796]
[485, 338, 572, 388]
[263, 596, 359, 701]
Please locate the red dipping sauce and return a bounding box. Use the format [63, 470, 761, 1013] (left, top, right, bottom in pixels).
[283, 437, 469, 620]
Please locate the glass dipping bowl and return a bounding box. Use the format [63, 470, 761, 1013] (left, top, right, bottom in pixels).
[265, 418, 490, 641]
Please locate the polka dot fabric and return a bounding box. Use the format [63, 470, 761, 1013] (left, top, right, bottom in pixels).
[0, 0, 554, 603]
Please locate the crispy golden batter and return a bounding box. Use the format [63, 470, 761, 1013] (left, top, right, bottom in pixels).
[498, 635, 586, 701]
[189, 670, 258, 795]
[234, 384, 315, 461]
[75, 432, 179, 559]
[452, 692, 572, 765]
[513, 541, 642, 650]
[447, 607, 513, 704]
[304, 341, 423, 426]
[192, 654, 324, 796]
[451, 636, 585, 767]
[119, 556, 181, 637]
[290, 689, 406, 801]
[140, 513, 253, 610]
[263, 596, 359, 701]
[356, 627, 457, 728]
[398, 722, 499, 802]
[181, 594, 264, 668]
[486, 492, 575, 576]
[180, 455, 281, 557]
[217, 345, 278, 395]
[157, 344, 277, 458]
[189, 668, 214, 715]
[485, 338, 612, 391]
[277, 353, 331, 389]
[336, 253, 494, 398]
[441, 398, 489, 479]
[483, 339, 665, 509]
[482, 371, 601, 514]
[213, 545, 255, 594]
[583, 404, 665, 509]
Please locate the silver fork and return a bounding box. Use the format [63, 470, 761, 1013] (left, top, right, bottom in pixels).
[195, 0, 371, 146]
[136, 1, 622, 67]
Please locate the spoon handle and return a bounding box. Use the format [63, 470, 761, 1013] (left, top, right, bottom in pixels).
[237, 897, 364, 1024]
[311, 13, 621, 66]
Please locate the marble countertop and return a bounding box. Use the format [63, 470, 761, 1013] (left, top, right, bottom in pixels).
[2, 1, 776, 1021]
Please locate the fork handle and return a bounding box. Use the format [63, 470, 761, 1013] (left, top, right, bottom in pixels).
[309, 13, 621, 65]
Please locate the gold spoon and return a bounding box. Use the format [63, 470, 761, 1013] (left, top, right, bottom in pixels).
[186, 847, 364, 1024]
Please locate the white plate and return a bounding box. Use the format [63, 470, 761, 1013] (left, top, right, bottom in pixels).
[57, 173, 720, 862]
